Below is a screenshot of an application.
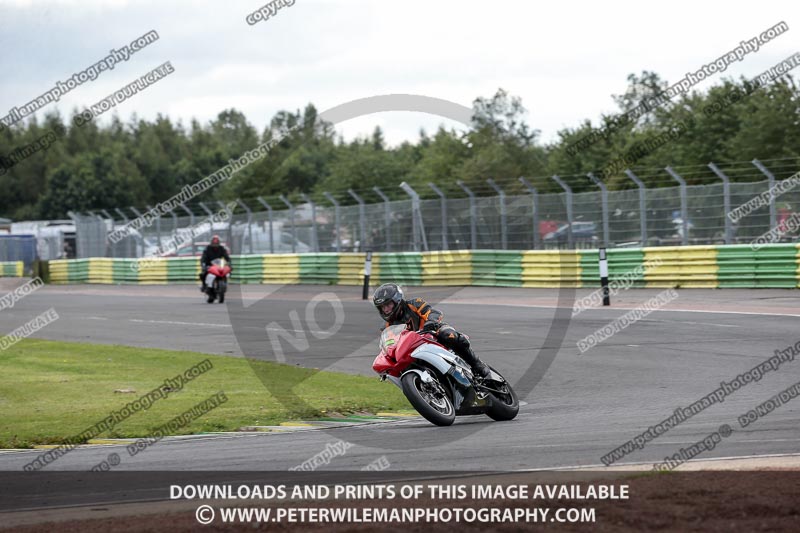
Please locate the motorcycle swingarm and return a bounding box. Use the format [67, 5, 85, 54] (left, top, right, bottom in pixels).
[474, 383, 509, 396]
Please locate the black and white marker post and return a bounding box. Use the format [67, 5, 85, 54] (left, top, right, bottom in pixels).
[599, 247, 610, 306]
[362, 250, 373, 300]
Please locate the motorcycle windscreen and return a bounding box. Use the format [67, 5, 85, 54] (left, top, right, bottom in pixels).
[376, 330, 433, 376]
[373, 324, 406, 375]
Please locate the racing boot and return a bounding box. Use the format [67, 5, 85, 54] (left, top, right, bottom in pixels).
[460, 346, 491, 378]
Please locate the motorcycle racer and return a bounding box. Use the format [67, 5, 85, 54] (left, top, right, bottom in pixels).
[199, 235, 231, 291]
[372, 283, 490, 377]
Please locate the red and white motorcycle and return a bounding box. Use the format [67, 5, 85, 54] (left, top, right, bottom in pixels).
[372, 325, 519, 426]
[203, 258, 231, 304]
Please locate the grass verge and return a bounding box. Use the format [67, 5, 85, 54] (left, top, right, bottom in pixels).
[0, 339, 408, 448]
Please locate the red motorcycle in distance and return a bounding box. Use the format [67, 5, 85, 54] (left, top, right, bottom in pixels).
[203, 258, 231, 304]
[373, 325, 519, 426]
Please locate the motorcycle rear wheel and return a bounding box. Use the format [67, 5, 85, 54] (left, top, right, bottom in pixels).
[401, 372, 455, 427]
[485, 369, 519, 421]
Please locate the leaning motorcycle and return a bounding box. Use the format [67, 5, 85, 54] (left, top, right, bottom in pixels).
[203, 258, 231, 304]
[372, 324, 519, 426]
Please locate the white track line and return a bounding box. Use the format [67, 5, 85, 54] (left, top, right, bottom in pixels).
[513, 452, 800, 471]
[639, 319, 741, 328]
[443, 300, 800, 318]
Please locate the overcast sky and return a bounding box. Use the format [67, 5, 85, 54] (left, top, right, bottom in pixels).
[1, 0, 796, 146]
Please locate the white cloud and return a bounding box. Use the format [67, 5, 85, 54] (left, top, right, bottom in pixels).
[0, 0, 796, 146]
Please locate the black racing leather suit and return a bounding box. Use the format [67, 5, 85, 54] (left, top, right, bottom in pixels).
[385, 297, 485, 373]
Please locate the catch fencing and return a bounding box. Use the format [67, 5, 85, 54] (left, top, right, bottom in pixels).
[2, 158, 800, 263]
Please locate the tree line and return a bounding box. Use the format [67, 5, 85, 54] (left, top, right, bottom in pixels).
[1, 71, 798, 221]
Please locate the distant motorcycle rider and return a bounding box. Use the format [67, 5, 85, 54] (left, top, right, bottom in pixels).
[199, 235, 231, 291]
[372, 283, 490, 377]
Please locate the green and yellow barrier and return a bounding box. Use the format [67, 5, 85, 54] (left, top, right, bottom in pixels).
[642, 245, 719, 288]
[26, 243, 800, 288]
[422, 250, 472, 286]
[472, 251, 522, 287]
[580, 249, 646, 287]
[0, 261, 24, 277]
[263, 254, 300, 284]
[376, 253, 422, 285]
[337, 253, 373, 285]
[299, 253, 339, 284]
[521, 250, 582, 288]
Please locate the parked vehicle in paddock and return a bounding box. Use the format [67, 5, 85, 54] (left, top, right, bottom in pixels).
[203, 257, 231, 303]
[372, 324, 519, 426]
[543, 221, 598, 244]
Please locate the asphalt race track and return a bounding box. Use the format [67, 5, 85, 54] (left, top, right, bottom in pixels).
[1, 282, 799, 479]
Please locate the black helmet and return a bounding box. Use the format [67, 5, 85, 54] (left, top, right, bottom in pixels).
[373, 283, 404, 322]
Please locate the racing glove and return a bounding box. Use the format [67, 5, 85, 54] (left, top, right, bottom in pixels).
[420, 321, 440, 333]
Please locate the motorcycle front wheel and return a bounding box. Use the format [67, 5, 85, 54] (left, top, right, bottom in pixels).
[218, 280, 227, 303]
[401, 372, 455, 427]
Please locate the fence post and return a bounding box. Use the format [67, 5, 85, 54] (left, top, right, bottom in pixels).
[624, 170, 648, 245]
[179, 204, 196, 255]
[168, 209, 178, 251]
[707, 162, 733, 244]
[752, 159, 778, 231]
[145, 204, 162, 250]
[348, 189, 367, 252]
[551, 175, 574, 249]
[322, 192, 341, 253]
[428, 183, 448, 250]
[372, 186, 392, 252]
[301, 193, 319, 253]
[217, 200, 236, 252]
[66, 211, 81, 258]
[400, 182, 429, 252]
[112, 208, 129, 257]
[519, 177, 540, 250]
[93, 213, 107, 257]
[665, 167, 689, 246]
[198, 202, 214, 217]
[279, 195, 296, 254]
[198, 202, 216, 244]
[456, 180, 478, 250]
[129, 206, 146, 257]
[237, 199, 254, 254]
[587, 173, 610, 248]
[99, 210, 114, 250]
[487, 178, 507, 250]
[255, 196, 275, 254]
[198, 202, 218, 251]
